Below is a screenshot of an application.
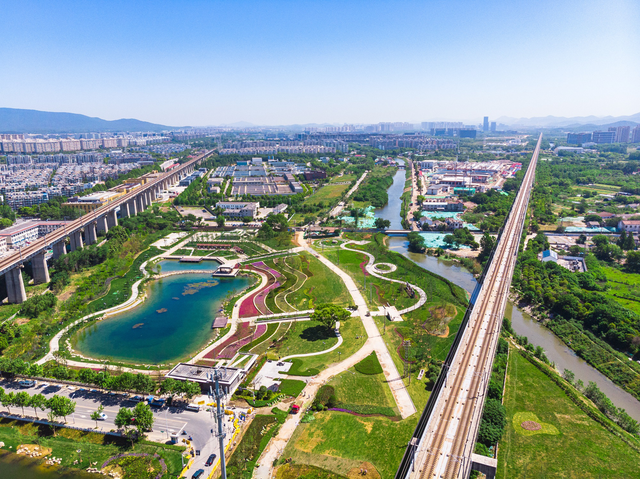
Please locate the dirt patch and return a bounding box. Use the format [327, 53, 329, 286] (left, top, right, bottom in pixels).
[347, 462, 381, 479]
[423, 304, 456, 336]
[521, 421, 542, 431]
[14, 317, 30, 326]
[355, 418, 373, 433]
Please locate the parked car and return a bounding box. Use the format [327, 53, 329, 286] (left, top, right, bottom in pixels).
[205, 454, 217, 466]
[129, 395, 143, 403]
[18, 380, 35, 388]
[192, 469, 204, 479]
[185, 404, 200, 412]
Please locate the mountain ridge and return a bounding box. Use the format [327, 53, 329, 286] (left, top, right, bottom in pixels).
[0, 108, 175, 134]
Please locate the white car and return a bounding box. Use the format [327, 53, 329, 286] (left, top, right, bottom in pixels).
[97, 413, 108, 421]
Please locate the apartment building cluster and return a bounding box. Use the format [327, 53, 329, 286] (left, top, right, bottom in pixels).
[132, 143, 189, 157]
[219, 139, 346, 155]
[1, 161, 147, 210]
[369, 135, 457, 151]
[567, 125, 640, 145]
[6, 152, 105, 165]
[0, 134, 171, 154]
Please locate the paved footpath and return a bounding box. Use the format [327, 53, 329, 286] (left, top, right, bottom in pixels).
[254, 237, 417, 479]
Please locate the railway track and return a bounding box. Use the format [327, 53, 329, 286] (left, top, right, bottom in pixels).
[396, 134, 542, 479]
[0, 149, 213, 276]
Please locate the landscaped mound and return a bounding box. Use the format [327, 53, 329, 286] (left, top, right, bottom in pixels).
[354, 352, 383, 375]
[520, 420, 542, 431]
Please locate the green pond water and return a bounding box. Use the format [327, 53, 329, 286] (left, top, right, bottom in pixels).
[0, 451, 96, 478]
[74, 266, 250, 364]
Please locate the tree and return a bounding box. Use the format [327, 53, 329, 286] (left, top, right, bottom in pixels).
[374, 218, 391, 230]
[160, 378, 179, 395]
[407, 232, 426, 253]
[562, 369, 575, 384]
[133, 373, 156, 394]
[30, 393, 47, 419]
[311, 304, 351, 330]
[178, 381, 201, 399]
[91, 405, 104, 429]
[412, 210, 423, 222]
[14, 391, 31, 416]
[241, 216, 252, 224]
[132, 402, 154, 437]
[1, 391, 15, 414]
[577, 234, 587, 245]
[216, 215, 225, 228]
[478, 233, 496, 264]
[47, 395, 76, 424]
[626, 251, 640, 273]
[623, 232, 636, 251]
[115, 407, 136, 445]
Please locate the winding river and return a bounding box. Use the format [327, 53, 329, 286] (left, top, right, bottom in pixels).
[377, 167, 640, 420]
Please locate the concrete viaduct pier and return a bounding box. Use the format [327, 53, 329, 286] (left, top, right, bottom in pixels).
[0, 151, 210, 304]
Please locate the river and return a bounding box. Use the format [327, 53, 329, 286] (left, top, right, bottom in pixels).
[377, 167, 640, 420]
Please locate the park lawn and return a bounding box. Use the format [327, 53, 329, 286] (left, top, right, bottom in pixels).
[280, 317, 367, 375]
[497, 349, 640, 479]
[305, 183, 350, 205]
[328, 366, 399, 417]
[251, 322, 288, 355]
[279, 379, 306, 396]
[271, 320, 339, 357]
[0, 418, 184, 477]
[276, 463, 348, 479]
[286, 253, 350, 308]
[371, 317, 432, 410]
[285, 411, 417, 479]
[329, 174, 358, 184]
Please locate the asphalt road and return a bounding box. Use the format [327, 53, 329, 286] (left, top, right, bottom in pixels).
[0, 378, 245, 476]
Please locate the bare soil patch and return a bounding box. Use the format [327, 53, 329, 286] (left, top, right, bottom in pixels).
[521, 420, 542, 431]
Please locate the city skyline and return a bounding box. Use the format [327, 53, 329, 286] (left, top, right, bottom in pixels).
[1, 0, 639, 126]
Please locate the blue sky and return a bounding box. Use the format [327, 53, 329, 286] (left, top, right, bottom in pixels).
[1, 0, 638, 126]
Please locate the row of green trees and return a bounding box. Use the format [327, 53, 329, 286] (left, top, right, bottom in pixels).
[0, 386, 75, 426]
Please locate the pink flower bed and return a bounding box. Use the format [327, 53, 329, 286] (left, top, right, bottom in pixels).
[254, 281, 280, 315]
[359, 259, 370, 276]
[204, 322, 252, 359]
[218, 323, 267, 358]
[251, 261, 282, 278]
[239, 295, 261, 317]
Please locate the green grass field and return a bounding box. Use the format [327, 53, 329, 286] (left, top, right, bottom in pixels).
[276, 463, 347, 479]
[306, 183, 350, 204]
[284, 411, 417, 479]
[497, 348, 640, 478]
[0, 418, 184, 477]
[273, 320, 339, 357]
[601, 265, 640, 315]
[329, 174, 357, 184]
[328, 365, 399, 417]
[286, 253, 350, 308]
[278, 317, 367, 375]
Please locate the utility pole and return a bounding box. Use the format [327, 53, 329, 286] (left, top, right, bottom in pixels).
[209, 370, 227, 479]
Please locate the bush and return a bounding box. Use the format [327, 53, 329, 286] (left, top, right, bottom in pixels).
[354, 352, 383, 375]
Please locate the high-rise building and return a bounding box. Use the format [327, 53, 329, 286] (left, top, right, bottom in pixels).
[483, 117, 489, 132]
[608, 126, 630, 143]
[490, 122, 496, 133]
[632, 126, 640, 143]
[567, 132, 592, 145]
[592, 131, 616, 144]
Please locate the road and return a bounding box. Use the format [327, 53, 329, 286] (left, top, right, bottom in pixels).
[402, 134, 542, 479]
[0, 377, 245, 477]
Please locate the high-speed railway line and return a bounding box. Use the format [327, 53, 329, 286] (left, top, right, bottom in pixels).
[396, 134, 543, 479]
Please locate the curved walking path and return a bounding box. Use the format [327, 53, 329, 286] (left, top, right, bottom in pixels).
[341, 241, 427, 315]
[281, 335, 343, 360]
[255, 234, 417, 479]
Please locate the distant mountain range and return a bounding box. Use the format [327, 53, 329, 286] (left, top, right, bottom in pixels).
[0, 108, 173, 133]
[496, 113, 640, 129]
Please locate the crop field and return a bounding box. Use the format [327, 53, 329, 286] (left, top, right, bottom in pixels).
[497, 348, 640, 478]
[601, 265, 640, 315]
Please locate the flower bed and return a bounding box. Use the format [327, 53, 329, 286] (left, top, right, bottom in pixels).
[218, 323, 267, 359]
[204, 322, 253, 359]
[251, 261, 282, 278]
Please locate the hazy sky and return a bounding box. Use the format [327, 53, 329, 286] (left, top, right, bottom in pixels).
[1, 0, 639, 126]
